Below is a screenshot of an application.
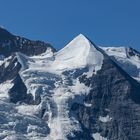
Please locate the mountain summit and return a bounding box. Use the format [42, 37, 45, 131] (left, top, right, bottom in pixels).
[51, 34, 104, 72]
[0, 29, 140, 140]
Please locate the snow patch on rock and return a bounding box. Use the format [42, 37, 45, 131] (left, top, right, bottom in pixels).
[16, 104, 39, 116]
[92, 133, 107, 140]
[99, 115, 112, 123]
[0, 80, 13, 101]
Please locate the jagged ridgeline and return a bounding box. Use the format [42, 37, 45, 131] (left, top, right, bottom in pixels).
[0, 27, 55, 57]
[0, 28, 140, 140]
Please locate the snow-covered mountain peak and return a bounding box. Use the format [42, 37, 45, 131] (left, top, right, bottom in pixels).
[73, 33, 90, 42]
[102, 46, 140, 60]
[64, 34, 91, 48]
[53, 34, 104, 72]
[62, 33, 93, 50]
[74, 33, 86, 39]
[101, 47, 128, 58]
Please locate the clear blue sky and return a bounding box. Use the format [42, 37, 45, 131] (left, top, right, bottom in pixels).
[0, 0, 140, 51]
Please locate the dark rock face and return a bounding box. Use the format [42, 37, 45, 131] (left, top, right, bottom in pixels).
[0, 27, 55, 57]
[0, 27, 14, 41]
[70, 56, 140, 140]
[9, 74, 33, 104]
[0, 55, 21, 83]
[127, 47, 140, 59]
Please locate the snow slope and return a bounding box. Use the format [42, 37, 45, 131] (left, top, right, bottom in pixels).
[53, 34, 104, 72]
[102, 47, 140, 81]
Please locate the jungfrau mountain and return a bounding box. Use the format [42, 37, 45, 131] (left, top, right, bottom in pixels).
[0, 27, 140, 140]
